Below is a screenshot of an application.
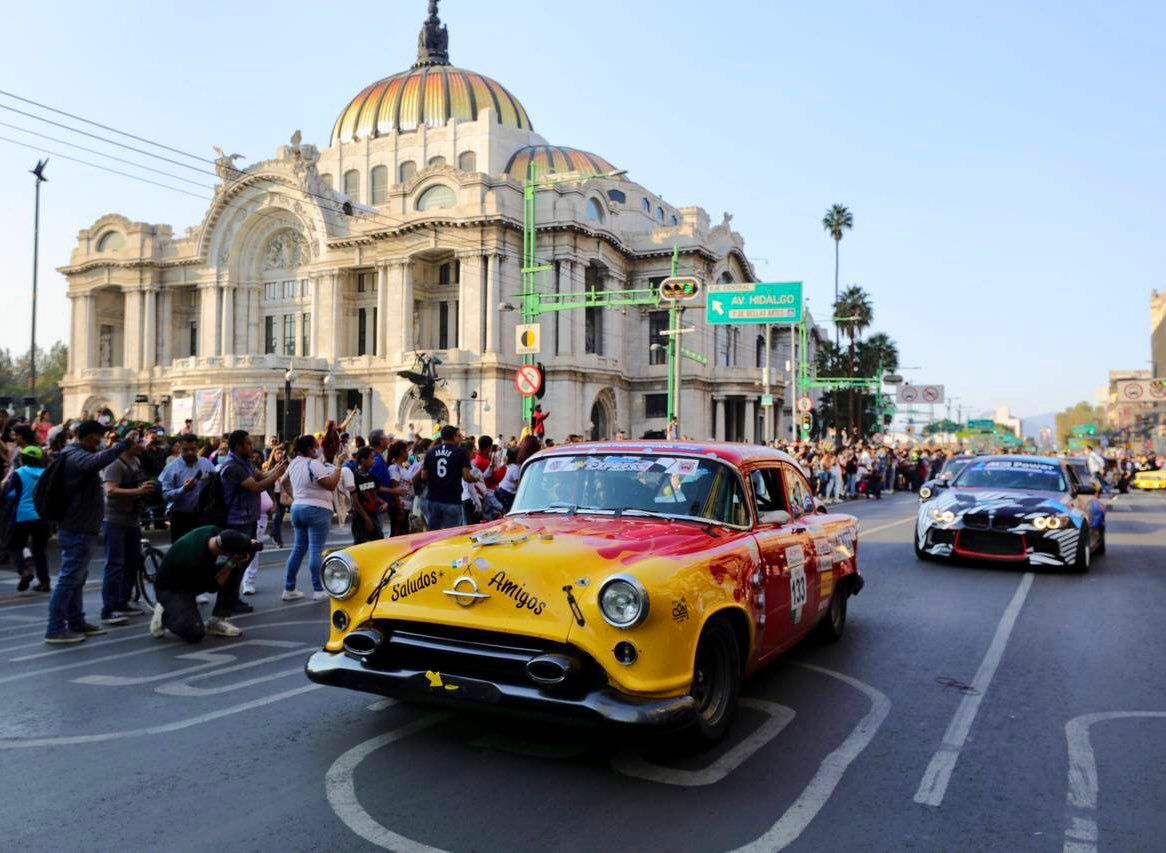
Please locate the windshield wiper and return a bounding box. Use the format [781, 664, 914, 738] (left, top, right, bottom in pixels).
[521, 503, 611, 516]
[615, 508, 678, 522]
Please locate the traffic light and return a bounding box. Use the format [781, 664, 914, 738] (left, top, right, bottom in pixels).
[659, 276, 701, 301]
[535, 362, 547, 399]
[799, 413, 813, 433]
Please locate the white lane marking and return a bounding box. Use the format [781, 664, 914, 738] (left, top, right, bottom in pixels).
[1062, 711, 1166, 853]
[914, 571, 1035, 807]
[2, 599, 322, 659]
[0, 620, 321, 683]
[0, 684, 322, 749]
[611, 699, 795, 786]
[72, 640, 304, 687]
[325, 713, 453, 853]
[367, 698, 396, 711]
[154, 646, 314, 696]
[860, 515, 916, 536]
[729, 663, 891, 852]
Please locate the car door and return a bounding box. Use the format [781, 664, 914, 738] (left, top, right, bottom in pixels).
[782, 462, 829, 621]
[749, 465, 814, 656]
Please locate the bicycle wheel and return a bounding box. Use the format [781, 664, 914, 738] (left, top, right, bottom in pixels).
[138, 545, 163, 607]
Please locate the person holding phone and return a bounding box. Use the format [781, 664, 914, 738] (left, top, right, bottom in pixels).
[160, 433, 217, 543]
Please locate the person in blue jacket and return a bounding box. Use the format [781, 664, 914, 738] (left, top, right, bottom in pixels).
[6, 446, 50, 592]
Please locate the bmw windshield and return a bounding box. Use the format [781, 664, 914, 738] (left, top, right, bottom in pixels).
[952, 459, 1066, 493]
[511, 454, 749, 526]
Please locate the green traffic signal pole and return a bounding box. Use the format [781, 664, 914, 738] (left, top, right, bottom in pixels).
[520, 161, 688, 429]
[795, 319, 893, 437]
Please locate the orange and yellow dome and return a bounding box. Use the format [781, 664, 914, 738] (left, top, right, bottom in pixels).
[331, 66, 533, 146]
[504, 145, 620, 181]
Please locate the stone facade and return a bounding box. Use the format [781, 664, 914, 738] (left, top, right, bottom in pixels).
[59, 4, 811, 442]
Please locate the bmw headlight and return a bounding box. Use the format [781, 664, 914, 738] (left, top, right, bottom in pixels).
[919, 486, 933, 499]
[1033, 515, 1070, 531]
[598, 574, 650, 628]
[321, 553, 359, 599]
[930, 508, 955, 523]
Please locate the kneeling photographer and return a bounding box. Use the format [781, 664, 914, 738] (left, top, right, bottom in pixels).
[149, 527, 263, 643]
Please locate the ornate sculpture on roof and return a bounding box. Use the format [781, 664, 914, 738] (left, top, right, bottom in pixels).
[212, 147, 246, 188]
[415, 0, 450, 67]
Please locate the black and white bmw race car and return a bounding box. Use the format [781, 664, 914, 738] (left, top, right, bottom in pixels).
[915, 455, 1105, 571]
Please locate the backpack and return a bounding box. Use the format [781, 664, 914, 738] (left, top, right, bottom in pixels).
[197, 468, 231, 527]
[33, 455, 70, 523]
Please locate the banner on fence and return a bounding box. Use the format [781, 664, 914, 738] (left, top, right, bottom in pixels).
[193, 388, 224, 437]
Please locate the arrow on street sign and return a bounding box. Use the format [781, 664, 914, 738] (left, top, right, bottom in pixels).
[705, 281, 803, 325]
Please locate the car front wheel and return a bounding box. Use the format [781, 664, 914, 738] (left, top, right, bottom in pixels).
[678, 619, 741, 750]
[818, 587, 848, 643]
[1070, 523, 1091, 573]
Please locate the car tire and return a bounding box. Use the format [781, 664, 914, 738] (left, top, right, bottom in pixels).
[1070, 523, 1091, 573]
[818, 585, 848, 643]
[914, 534, 933, 562]
[1095, 525, 1106, 556]
[676, 619, 741, 751]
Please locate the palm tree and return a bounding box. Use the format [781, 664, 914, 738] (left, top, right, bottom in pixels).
[822, 204, 854, 345]
[833, 286, 873, 437]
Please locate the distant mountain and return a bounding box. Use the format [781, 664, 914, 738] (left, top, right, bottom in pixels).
[1020, 412, 1056, 438]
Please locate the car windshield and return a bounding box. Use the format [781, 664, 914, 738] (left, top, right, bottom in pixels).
[940, 458, 971, 479]
[953, 459, 1066, 492]
[511, 454, 749, 526]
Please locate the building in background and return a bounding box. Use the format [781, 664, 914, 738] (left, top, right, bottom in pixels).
[1152, 290, 1166, 379]
[1105, 368, 1151, 432]
[59, 3, 780, 442]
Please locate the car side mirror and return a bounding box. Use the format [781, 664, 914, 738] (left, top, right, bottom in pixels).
[1074, 483, 1098, 497]
[813, 498, 828, 515]
[759, 509, 792, 526]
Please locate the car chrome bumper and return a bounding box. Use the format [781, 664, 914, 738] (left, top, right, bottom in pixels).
[304, 650, 697, 727]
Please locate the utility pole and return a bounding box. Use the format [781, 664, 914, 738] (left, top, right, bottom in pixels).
[28, 159, 48, 412]
[762, 324, 771, 443]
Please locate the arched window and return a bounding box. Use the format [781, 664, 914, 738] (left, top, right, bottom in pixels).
[370, 166, 388, 204]
[670, 214, 679, 226]
[399, 160, 417, 182]
[320, 173, 333, 190]
[343, 169, 360, 201]
[656, 207, 665, 223]
[416, 184, 457, 211]
[457, 151, 477, 172]
[427, 156, 446, 169]
[606, 189, 626, 204]
[755, 334, 765, 368]
[585, 197, 606, 223]
[641, 198, 650, 214]
[96, 231, 124, 252]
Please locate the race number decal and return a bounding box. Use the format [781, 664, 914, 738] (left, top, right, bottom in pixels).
[790, 564, 807, 624]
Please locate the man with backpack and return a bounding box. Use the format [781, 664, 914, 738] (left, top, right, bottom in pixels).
[40, 421, 139, 644]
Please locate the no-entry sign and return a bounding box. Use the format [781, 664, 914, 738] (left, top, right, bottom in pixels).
[514, 363, 542, 398]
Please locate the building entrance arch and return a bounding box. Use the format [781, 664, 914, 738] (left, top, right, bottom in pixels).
[588, 387, 617, 441]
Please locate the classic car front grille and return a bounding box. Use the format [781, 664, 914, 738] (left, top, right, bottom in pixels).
[364, 620, 605, 695]
[955, 530, 1026, 558]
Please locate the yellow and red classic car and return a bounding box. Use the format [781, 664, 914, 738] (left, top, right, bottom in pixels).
[306, 441, 862, 745]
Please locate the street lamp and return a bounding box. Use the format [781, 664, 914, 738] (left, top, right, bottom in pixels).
[29, 159, 48, 405]
[497, 302, 515, 312]
[283, 367, 297, 440]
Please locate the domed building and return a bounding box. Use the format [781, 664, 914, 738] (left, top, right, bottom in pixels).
[60, 1, 784, 442]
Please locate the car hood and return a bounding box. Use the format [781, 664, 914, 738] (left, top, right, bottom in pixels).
[365, 514, 720, 642]
[927, 487, 1073, 518]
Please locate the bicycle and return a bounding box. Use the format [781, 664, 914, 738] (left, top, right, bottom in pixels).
[134, 538, 165, 607]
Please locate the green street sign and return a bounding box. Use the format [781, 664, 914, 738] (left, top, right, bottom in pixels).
[706, 281, 803, 325]
[680, 347, 708, 366]
[760, 393, 774, 407]
[968, 419, 995, 431]
[1071, 423, 1096, 437]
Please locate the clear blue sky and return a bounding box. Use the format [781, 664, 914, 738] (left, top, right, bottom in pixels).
[1, 0, 1162, 418]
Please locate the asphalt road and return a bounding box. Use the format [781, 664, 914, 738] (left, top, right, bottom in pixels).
[1, 490, 1164, 852]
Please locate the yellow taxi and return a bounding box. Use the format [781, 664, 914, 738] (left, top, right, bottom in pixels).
[306, 441, 862, 746]
[1133, 469, 1166, 490]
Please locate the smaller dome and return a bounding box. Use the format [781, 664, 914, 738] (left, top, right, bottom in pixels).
[505, 145, 621, 181]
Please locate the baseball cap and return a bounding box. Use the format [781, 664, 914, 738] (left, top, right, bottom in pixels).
[217, 529, 261, 555]
[20, 446, 44, 460]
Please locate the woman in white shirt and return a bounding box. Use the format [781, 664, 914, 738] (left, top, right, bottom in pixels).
[281, 434, 342, 601]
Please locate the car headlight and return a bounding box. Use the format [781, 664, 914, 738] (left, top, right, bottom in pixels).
[321, 553, 359, 599]
[930, 508, 955, 523]
[598, 574, 650, 628]
[919, 486, 933, 499]
[1033, 515, 1070, 530]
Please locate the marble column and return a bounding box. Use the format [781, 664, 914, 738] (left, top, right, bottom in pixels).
[199, 284, 219, 357]
[745, 398, 756, 444]
[331, 270, 344, 359]
[309, 274, 321, 358]
[571, 259, 587, 358]
[485, 254, 500, 353]
[67, 295, 77, 373]
[714, 397, 725, 441]
[457, 254, 483, 354]
[159, 289, 173, 366]
[363, 301, 376, 357]
[264, 387, 277, 437]
[376, 263, 389, 358]
[247, 287, 261, 355]
[143, 287, 157, 370]
[84, 294, 98, 369]
[123, 288, 142, 371]
[401, 261, 415, 353]
[220, 285, 235, 355]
